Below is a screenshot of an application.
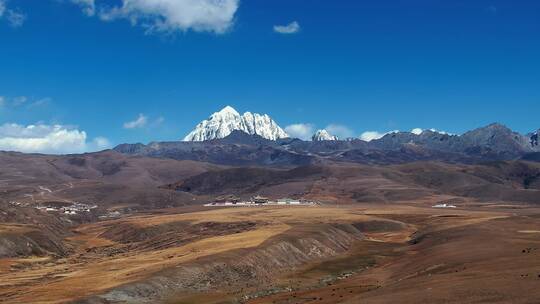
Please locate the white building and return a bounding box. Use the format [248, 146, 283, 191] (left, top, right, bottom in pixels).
[277, 198, 301, 205]
[432, 203, 457, 208]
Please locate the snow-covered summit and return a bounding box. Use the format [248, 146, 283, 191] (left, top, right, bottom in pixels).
[183, 106, 289, 141]
[312, 129, 338, 141]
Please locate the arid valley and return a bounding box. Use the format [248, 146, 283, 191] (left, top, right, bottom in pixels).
[2, 197, 540, 303]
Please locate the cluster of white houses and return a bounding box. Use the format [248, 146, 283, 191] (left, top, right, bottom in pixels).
[432, 203, 457, 208]
[35, 202, 98, 215]
[204, 195, 318, 207]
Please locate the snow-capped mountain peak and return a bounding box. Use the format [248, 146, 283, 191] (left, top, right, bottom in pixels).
[312, 129, 338, 141]
[213, 105, 240, 117]
[183, 106, 289, 141]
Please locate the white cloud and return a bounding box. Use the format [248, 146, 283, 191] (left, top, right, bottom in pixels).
[0, 123, 110, 154]
[411, 128, 423, 135]
[6, 8, 25, 27]
[284, 123, 314, 140]
[84, 0, 240, 34]
[72, 0, 95, 16]
[123, 114, 165, 130]
[273, 21, 300, 34]
[12, 96, 27, 106]
[153, 116, 165, 126]
[0, 1, 26, 28]
[326, 124, 354, 139]
[123, 113, 148, 129]
[91, 136, 112, 150]
[28, 97, 52, 108]
[360, 130, 399, 142]
[1, 96, 52, 108]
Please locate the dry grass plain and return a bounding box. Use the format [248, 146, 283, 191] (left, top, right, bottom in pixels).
[0, 202, 539, 304]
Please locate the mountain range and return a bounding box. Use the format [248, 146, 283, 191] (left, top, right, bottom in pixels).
[182, 106, 538, 145]
[114, 106, 540, 167]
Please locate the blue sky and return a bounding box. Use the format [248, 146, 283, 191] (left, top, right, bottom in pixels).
[0, 0, 539, 152]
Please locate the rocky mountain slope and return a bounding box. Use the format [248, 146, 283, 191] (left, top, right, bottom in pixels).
[370, 124, 538, 156]
[0, 151, 219, 211]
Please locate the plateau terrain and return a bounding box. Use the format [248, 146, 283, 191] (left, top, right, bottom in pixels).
[1, 123, 540, 303]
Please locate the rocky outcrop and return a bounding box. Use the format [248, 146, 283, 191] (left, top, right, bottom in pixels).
[0, 228, 71, 258]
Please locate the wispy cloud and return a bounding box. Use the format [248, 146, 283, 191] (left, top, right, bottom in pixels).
[326, 124, 354, 139]
[123, 114, 165, 130]
[28, 97, 52, 108]
[71, 0, 95, 16]
[0, 96, 52, 109]
[153, 116, 165, 126]
[73, 0, 239, 34]
[0, 1, 26, 28]
[91, 136, 111, 150]
[486, 5, 497, 15]
[123, 113, 148, 129]
[6, 8, 25, 27]
[0, 123, 110, 154]
[12, 96, 27, 106]
[284, 123, 315, 140]
[273, 21, 300, 34]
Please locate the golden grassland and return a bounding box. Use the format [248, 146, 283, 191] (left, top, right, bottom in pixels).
[0, 204, 527, 304]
